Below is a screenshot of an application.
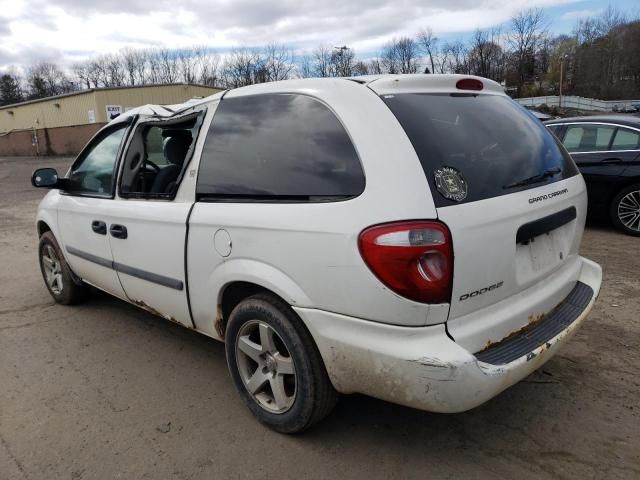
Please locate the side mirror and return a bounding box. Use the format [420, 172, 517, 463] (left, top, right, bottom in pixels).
[31, 168, 61, 188]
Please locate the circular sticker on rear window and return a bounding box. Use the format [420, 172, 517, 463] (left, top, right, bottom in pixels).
[434, 166, 468, 202]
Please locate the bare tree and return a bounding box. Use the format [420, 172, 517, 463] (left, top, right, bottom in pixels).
[534, 34, 552, 93]
[508, 8, 549, 95]
[381, 37, 418, 74]
[312, 45, 333, 77]
[330, 46, 355, 77]
[27, 62, 76, 99]
[72, 62, 92, 89]
[176, 48, 198, 84]
[571, 6, 636, 98]
[104, 54, 125, 86]
[436, 46, 450, 74]
[222, 48, 261, 87]
[381, 41, 400, 73]
[133, 49, 148, 85]
[467, 28, 505, 81]
[595, 4, 627, 37]
[574, 17, 600, 45]
[88, 57, 108, 87]
[367, 57, 383, 75]
[443, 41, 469, 74]
[193, 47, 221, 86]
[146, 51, 161, 84]
[417, 28, 438, 73]
[299, 54, 314, 78]
[352, 60, 370, 76]
[120, 48, 140, 86]
[264, 43, 295, 81]
[158, 48, 180, 83]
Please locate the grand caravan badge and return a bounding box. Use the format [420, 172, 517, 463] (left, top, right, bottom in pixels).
[434, 166, 468, 202]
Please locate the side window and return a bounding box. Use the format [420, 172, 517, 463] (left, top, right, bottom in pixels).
[611, 128, 640, 150]
[67, 126, 127, 196]
[197, 94, 365, 200]
[120, 117, 198, 197]
[563, 125, 615, 153]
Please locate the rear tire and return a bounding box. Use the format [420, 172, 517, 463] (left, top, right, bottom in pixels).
[225, 293, 337, 433]
[38, 231, 89, 305]
[610, 184, 640, 236]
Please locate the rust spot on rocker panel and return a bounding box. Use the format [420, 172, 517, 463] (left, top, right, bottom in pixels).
[132, 299, 184, 327]
[214, 305, 225, 338]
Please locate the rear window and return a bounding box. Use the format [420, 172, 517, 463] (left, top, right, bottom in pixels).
[612, 128, 640, 150]
[196, 94, 364, 201]
[382, 94, 578, 207]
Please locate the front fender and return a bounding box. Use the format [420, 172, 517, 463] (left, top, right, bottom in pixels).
[35, 191, 62, 247]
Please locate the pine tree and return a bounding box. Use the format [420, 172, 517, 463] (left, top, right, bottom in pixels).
[0, 73, 23, 106]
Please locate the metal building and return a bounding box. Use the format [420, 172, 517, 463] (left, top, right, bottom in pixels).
[0, 83, 221, 156]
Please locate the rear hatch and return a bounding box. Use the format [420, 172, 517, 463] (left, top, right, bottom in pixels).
[375, 77, 584, 348]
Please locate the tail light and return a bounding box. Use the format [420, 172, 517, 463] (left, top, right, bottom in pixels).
[358, 221, 453, 304]
[456, 78, 483, 91]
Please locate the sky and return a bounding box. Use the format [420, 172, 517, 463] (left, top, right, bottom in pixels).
[0, 0, 637, 72]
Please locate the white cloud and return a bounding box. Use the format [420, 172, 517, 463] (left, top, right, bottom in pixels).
[0, 0, 583, 69]
[560, 9, 601, 20]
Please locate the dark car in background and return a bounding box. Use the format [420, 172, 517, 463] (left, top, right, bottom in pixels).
[530, 110, 553, 121]
[545, 116, 640, 236]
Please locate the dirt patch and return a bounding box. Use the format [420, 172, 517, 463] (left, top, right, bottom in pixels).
[0, 156, 638, 479]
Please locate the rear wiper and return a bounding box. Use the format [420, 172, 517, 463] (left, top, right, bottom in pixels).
[503, 167, 561, 190]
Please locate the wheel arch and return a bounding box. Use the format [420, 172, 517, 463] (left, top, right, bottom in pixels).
[217, 281, 279, 337]
[215, 274, 312, 340]
[36, 208, 73, 267]
[37, 220, 52, 237]
[609, 177, 640, 207]
[619, 175, 640, 189]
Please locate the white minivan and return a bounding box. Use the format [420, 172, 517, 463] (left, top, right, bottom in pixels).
[32, 75, 602, 433]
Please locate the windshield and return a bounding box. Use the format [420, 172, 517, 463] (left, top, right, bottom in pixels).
[382, 93, 578, 207]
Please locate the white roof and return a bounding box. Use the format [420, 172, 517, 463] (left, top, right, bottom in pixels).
[358, 74, 505, 96]
[111, 74, 505, 125]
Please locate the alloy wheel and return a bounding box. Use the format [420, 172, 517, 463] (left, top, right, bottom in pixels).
[42, 245, 63, 295]
[235, 320, 296, 413]
[618, 189, 640, 232]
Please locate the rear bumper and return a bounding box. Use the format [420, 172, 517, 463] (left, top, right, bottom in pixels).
[294, 256, 601, 413]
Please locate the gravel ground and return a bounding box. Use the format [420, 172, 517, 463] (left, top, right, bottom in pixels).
[1, 156, 638, 480]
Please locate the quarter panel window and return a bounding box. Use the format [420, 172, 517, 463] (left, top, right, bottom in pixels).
[67, 126, 127, 196]
[196, 94, 365, 199]
[563, 125, 615, 152]
[612, 128, 640, 150]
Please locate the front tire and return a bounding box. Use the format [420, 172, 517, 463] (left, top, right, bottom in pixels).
[610, 184, 640, 236]
[225, 293, 337, 433]
[38, 231, 89, 304]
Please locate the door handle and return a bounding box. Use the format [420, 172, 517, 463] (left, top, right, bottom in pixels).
[601, 158, 622, 164]
[91, 220, 107, 235]
[109, 224, 128, 239]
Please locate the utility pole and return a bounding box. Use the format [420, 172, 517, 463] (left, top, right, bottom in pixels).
[559, 54, 569, 110]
